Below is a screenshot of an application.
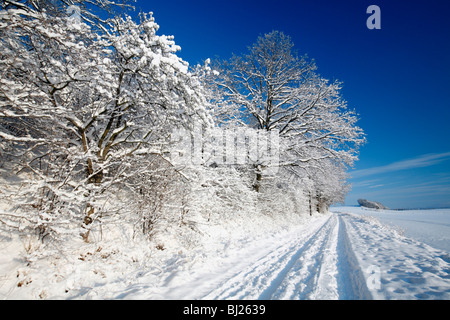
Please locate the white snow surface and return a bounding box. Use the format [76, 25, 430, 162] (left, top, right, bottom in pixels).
[1, 207, 450, 300]
[332, 206, 450, 252]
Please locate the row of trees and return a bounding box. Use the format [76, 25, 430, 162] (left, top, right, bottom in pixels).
[0, 0, 365, 244]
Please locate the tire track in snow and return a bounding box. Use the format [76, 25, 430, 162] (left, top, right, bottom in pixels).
[201, 215, 333, 300]
[263, 214, 338, 300]
[266, 214, 370, 300]
[336, 214, 373, 300]
[307, 214, 340, 300]
[202, 213, 372, 300]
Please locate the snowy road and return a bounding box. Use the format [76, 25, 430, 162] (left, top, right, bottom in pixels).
[200, 214, 365, 300]
[3, 210, 448, 299]
[117, 211, 450, 300]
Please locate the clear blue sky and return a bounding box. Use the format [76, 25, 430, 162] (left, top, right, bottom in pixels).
[133, 0, 450, 209]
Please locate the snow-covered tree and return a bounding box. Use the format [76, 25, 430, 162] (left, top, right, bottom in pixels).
[209, 31, 365, 203]
[0, 1, 211, 241]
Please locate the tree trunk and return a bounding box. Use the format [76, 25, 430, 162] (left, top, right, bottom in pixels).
[253, 165, 262, 192]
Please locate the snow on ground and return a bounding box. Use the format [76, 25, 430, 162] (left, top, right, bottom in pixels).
[332, 206, 450, 252]
[119, 209, 450, 300]
[332, 207, 450, 299]
[1, 206, 450, 300]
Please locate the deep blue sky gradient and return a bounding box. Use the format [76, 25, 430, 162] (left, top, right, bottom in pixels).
[133, 0, 450, 209]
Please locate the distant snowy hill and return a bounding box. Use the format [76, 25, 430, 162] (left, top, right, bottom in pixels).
[357, 199, 388, 210]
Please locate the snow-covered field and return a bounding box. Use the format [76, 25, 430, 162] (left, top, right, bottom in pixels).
[1, 207, 450, 300]
[331, 207, 450, 299]
[333, 206, 450, 252]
